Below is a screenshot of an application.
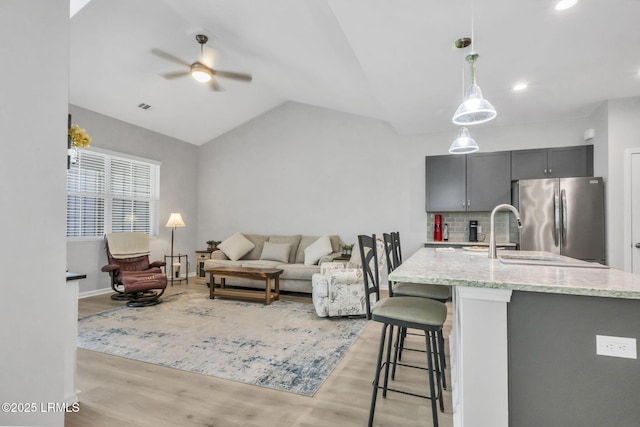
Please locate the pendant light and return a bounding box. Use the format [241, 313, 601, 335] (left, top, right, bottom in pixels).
[452, 53, 496, 125]
[449, 37, 479, 154]
[451, 0, 497, 126]
[449, 126, 479, 154]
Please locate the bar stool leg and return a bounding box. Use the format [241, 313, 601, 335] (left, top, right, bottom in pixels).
[382, 325, 394, 398]
[437, 331, 447, 390]
[369, 324, 388, 427]
[391, 326, 403, 380]
[424, 330, 439, 427]
[430, 331, 445, 412]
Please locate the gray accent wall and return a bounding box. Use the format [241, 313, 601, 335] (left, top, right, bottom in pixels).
[67, 106, 199, 295]
[508, 291, 640, 426]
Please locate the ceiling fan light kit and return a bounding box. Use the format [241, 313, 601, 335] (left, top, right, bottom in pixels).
[190, 63, 212, 82]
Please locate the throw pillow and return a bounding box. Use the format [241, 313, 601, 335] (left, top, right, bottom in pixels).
[218, 233, 255, 261]
[304, 235, 333, 265]
[260, 242, 291, 263]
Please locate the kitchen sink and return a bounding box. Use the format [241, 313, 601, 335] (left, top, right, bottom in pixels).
[498, 252, 609, 269]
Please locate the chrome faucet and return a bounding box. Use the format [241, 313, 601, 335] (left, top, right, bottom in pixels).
[489, 204, 523, 259]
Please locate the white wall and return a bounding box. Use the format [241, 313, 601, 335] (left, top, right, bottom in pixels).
[197, 101, 588, 255]
[586, 102, 609, 180]
[604, 97, 640, 270]
[0, 1, 68, 426]
[67, 106, 200, 295]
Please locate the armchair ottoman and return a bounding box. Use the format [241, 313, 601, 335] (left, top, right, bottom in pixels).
[312, 238, 386, 317]
[102, 232, 168, 307]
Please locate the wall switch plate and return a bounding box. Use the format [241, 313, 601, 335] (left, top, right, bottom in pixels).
[596, 335, 637, 359]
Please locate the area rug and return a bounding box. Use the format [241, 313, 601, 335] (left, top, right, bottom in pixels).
[77, 293, 367, 396]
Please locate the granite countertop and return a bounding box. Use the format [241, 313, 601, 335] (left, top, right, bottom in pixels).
[388, 248, 640, 299]
[424, 241, 517, 247]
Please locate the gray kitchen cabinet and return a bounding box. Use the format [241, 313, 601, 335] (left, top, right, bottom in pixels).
[511, 145, 593, 180]
[425, 155, 466, 212]
[466, 151, 512, 211]
[425, 151, 511, 212]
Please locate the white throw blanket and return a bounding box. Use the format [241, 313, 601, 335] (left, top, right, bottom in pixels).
[107, 232, 150, 259]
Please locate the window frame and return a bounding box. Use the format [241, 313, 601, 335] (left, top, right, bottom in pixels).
[66, 146, 161, 241]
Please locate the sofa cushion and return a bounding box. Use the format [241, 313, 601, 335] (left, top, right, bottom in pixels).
[242, 260, 283, 269]
[268, 235, 301, 263]
[296, 235, 342, 263]
[279, 263, 320, 280]
[259, 241, 291, 263]
[242, 234, 270, 260]
[203, 259, 244, 269]
[304, 235, 333, 265]
[218, 233, 255, 261]
[329, 235, 342, 253]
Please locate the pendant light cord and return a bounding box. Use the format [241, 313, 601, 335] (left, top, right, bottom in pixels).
[471, 0, 475, 54]
[470, 0, 477, 85]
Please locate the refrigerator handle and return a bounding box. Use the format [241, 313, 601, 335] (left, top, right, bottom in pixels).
[561, 189, 567, 244]
[553, 189, 560, 246]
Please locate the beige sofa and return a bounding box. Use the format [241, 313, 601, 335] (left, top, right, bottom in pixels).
[203, 233, 344, 293]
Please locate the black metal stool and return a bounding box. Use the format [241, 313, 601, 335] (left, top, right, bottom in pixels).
[359, 234, 447, 427]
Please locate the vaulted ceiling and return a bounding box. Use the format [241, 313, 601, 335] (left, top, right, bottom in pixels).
[70, 0, 640, 145]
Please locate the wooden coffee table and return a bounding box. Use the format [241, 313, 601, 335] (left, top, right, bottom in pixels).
[207, 266, 283, 305]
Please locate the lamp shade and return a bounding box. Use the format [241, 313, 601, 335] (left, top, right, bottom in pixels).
[449, 127, 479, 154]
[452, 84, 497, 125]
[165, 212, 185, 228]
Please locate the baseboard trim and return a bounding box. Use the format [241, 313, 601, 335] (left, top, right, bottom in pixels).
[79, 288, 113, 299]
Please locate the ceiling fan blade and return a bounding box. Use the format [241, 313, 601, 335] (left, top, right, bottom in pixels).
[209, 79, 223, 91]
[151, 48, 191, 68]
[162, 71, 190, 80]
[211, 69, 253, 82]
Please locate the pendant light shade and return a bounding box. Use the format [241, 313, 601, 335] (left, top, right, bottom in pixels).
[452, 54, 496, 126]
[449, 127, 479, 154]
[452, 83, 496, 125]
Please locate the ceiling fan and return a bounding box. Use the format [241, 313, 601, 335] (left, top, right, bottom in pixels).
[152, 34, 252, 91]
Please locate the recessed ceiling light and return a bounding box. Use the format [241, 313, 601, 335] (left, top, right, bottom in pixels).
[555, 0, 578, 11]
[513, 82, 528, 91]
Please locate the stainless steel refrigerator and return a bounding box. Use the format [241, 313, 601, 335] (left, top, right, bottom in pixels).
[511, 177, 605, 263]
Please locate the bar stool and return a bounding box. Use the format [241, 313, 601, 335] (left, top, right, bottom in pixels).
[359, 234, 447, 427]
[383, 232, 450, 385]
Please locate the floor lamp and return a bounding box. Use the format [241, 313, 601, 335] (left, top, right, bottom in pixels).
[166, 212, 185, 286]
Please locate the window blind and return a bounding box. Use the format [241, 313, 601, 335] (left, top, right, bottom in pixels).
[66, 149, 160, 238]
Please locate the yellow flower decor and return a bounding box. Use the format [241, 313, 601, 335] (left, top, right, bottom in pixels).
[68, 124, 92, 148]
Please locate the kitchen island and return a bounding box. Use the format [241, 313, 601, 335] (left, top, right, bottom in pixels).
[388, 248, 640, 427]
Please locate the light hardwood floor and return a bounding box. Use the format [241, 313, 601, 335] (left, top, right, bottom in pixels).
[66, 282, 453, 427]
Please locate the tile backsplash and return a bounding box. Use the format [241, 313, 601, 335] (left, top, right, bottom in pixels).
[426, 211, 512, 243]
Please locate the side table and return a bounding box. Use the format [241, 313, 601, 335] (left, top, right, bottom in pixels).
[333, 255, 352, 263]
[195, 250, 214, 284]
[164, 254, 189, 286]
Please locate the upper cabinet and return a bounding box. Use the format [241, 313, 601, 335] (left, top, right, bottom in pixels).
[511, 145, 593, 180]
[466, 151, 512, 210]
[425, 155, 466, 212]
[425, 151, 511, 212]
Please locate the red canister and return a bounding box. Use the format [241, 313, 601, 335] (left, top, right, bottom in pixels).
[434, 214, 442, 241]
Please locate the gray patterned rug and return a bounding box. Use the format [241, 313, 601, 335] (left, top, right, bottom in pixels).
[77, 293, 367, 396]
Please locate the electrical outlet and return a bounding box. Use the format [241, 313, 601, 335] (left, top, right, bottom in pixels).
[596, 335, 637, 359]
